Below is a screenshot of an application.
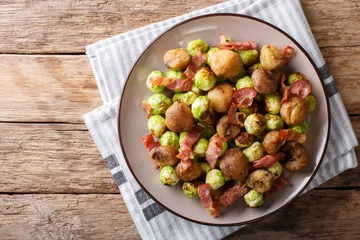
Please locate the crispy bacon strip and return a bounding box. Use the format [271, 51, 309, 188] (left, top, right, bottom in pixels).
[152, 77, 192, 92]
[264, 175, 290, 198]
[205, 134, 227, 169]
[220, 185, 248, 207]
[280, 129, 307, 144]
[228, 103, 246, 126]
[183, 51, 207, 81]
[176, 125, 204, 170]
[252, 153, 286, 169]
[280, 73, 290, 104]
[198, 184, 220, 218]
[233, 88, 258, 108]
[284, 46, 295, 65]
[218, 33, 257, 51]
[289, 79, 312, 98]
[141, 100, 151, 119]
[141, 134, 160, 152]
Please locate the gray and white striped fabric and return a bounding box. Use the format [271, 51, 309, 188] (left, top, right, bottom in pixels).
[84, 0, 358, 239]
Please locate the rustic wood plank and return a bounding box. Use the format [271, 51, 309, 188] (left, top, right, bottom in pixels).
[0, 194, 141, 240]
[0, 0, 359, 53]
[1, 46, 360, 124]
[0, 123, 118, 193]
[225, 189, 360, 240]
[0, 55, 102, 123]
[0, 190, 359, 240]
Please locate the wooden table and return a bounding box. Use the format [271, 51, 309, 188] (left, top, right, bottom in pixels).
[1, 0, 359, 239]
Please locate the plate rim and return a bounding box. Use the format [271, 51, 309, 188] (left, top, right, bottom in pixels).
[117, 13, 331, 226]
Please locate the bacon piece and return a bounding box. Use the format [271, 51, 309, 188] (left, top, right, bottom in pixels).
[289, 79, 312, 98]
[205, 134, 227, 169]
[141, 100, 151, 119]
[198, 184, 220, 218]
[218, 33, 257, 51]
[233, 88, 258, 108]
[284, 46, 295, 65]
[220, 185, 248, 207]
[183, 51, 207, 81]
[151, 76, 171, 86]
[141, 134, 160, 152]
[252, 153, 286, 169]
[280, 73, 290, 104]
[166, 79, 193, 92]
[280, 129, 307, 144]
[176, 125, 204, 170]
[264, 175, 290, 198]
[228, 103, 246, 126]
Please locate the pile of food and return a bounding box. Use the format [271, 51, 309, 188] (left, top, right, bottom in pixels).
[141, 34, 316, 218]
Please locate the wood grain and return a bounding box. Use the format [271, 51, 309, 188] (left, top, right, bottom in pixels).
[0, 194, 141, 240]
[0, 46, 359, 124]
[0, 123, 118, 193]
[0, 0, 359, 53]
[0, 190, 359, 240]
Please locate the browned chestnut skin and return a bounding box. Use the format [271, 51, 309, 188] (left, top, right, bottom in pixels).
[262, 130, 281, 154]
[163, 48, 191, 70]
[175, 159, 202, 181]
[165, 101, 194, 133]
[219, 148, 249, 181]
[210, 49, 243, 80]
[280, 96, 309, 126]
[149, 146, 179, 168]
[251, 68, 277, 94]
[216, 115, 241, 139]
[207, 82, 234, 113]
[234, 131, 254, 148]
[246, 169, 275, 193]
[280, 141, 308, 172]
[260, 45, 286, 71]
[271, 69, 283, 89]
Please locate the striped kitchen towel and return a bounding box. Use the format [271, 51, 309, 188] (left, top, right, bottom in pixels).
[84, 0, 358, 239]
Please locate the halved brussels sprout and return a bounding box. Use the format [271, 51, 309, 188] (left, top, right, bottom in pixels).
[173, 91, 198, 106]
[264, 92, 281, 115]
[244, 189, 264, 208]
[160, 166, 179, 186]
[193, 138, 209, 158]
[205, 169, 225, 190]
[235, 76, 253, 90]
[191, 83, 204, 95]
[239, 49, 259, 66]
[287, 72, 307, 85]
[264, 113, 284, 131]
[290, 120, 308, 134]
[159, 131, 180, 150]
[194, 68, 217, 91]
[146, 70, 165, 93]
[305, 94, 317, 113]
[147, 93, 172, 115]
[244, 113, 266, 135]
[166, 69, 185, 80]
[148, 115, 166, 138]
[200, 162, 211, 175]
[187, 39, 209, 56]
[267, 161, 282, 179]
[243, 141, 264, 162]
[182, 182, 199, 198]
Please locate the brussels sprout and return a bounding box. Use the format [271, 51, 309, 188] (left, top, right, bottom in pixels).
[206, 47, 219, 66]
[235, 76, 253, 90]
[173, 91, 198, 106]
[147, 93, 172, 115]
[287, 72, 307, 85]
[264, 113, 284, 131]
[239, 102, 258, 117]
[194, 68, 217, 91]
[243, 141, 264, 162]
[205, 169, 225, 190]
[198, 123, 216, 139]
[247, 63, 262, 75]
[148, 115, 166, 138]
[244, 189, 264, 208]
[182, 182, 199, 198]
[191, 83, 204, 95]
[239, 49, 259, 66]
[193, 138, 209, 158]
[264, 92, 281, 115]
[179, 132, 188, 146]
[187, 39, 209, 56]
[305, 94, 317, 113]
[166, 70, 186, 93]
[267, 162, 282, 179]
[200, 162, 211, 175]
[160, 131, 180, 150]
[159, 166, 179, 186]
[290, 120, 308, 134]
[244, 113, 266, 135]
[191, 96, 210, 120]
[146, 70, 165, 93]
